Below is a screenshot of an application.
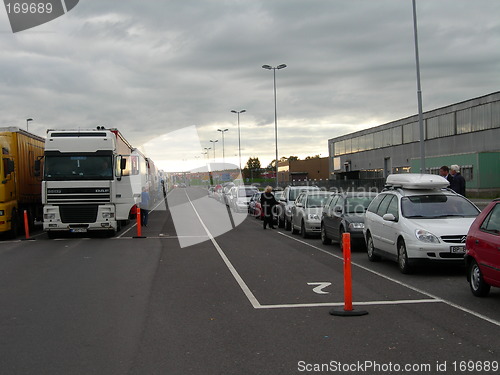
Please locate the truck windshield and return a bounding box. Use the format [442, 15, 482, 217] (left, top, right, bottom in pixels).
[44, 155, 113, 181]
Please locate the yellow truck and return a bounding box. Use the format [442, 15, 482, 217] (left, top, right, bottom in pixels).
[0, 127, 44, 238]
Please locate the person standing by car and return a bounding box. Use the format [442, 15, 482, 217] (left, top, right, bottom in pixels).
[450, 164, 466, 196]
[439, 165, 453, 184]
[261, 186, 277, 230]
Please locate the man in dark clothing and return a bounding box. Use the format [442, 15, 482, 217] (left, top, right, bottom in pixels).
[261, 186, 277, 230]
[439, 165, 454, 185]
[449, 164, 466, 196]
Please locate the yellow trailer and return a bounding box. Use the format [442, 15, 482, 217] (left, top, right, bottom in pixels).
[0, 127, 44, 238]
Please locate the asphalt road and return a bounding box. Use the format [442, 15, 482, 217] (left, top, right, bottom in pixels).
[0, 187, 498, 375]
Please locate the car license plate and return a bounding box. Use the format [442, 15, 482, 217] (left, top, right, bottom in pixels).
[450, 245, 465, 254]
[70, 228, 87, 233]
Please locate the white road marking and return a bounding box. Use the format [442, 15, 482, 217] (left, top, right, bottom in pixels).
[307, 282, 332, 295]
[256, 298, 443, 310]
[184, 190, 262, 309]
[278, 231, 500, 327]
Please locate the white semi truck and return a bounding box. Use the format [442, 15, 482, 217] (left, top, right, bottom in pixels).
[40, 127, 149, 237]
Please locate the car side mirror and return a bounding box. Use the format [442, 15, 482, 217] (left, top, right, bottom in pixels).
[296, 203, 303, 208]
[383, 213, 396, 222]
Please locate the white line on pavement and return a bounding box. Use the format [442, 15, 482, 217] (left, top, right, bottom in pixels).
[184, 190, 262, 309]
[278, 231, 500, 327]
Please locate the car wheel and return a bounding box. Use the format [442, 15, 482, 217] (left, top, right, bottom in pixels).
[469, 260, 491, 297]
[397, 239, 412, 274]
[339, 227, 345, 252]
[278, 214, 285, 228]
[321, 224, 331, 245]
[366, 233, 380, 261]
[301, 220, 308, 238]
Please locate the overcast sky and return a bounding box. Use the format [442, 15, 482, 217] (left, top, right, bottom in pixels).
[1, 1, 499, 171]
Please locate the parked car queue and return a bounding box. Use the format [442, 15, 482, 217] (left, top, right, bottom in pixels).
[209, 174, 499, 297]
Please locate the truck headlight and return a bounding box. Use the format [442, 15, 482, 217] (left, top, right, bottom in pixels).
[102, 212, 115, 219]
[415, 229, 439, 243]
[44, 213, 56, 220]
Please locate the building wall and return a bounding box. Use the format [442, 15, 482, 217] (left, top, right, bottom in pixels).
[327, 92, 500, 196]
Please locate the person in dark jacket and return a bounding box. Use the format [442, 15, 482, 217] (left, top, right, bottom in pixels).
[439, 165, 454, 185]
[449, 164, 466, 196]
[260, 186, 277, 229]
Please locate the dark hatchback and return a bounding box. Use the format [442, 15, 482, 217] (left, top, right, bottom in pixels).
[321, 192, 378, 250]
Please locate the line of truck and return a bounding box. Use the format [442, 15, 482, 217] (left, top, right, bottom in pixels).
[0, 126, 161, 239]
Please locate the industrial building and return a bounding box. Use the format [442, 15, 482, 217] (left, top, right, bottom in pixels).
[328, 91, 500, 197]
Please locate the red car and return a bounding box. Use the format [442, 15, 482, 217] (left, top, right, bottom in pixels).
[465, 199, 500, 297]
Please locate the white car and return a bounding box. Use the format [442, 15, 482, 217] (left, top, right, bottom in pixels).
[363, 174, 480, 273]
[291, 191, 333, 238]
[231, 186, 259, 213]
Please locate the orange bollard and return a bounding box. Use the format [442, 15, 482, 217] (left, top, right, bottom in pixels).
[133, 206, 145, 238]
[23, 210, 30, 239]
[343, 232, 353, 311]
[330, 232, 368, 317]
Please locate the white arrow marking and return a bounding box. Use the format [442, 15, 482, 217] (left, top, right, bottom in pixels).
[307, 282, 332, 295]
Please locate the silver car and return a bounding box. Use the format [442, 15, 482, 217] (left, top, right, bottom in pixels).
[291, 191, 333, 238]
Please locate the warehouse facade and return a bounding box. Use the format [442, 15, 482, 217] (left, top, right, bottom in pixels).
[328, 92, 500, 197]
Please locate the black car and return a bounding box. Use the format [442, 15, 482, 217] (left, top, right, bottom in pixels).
[320, 192, 378, 250]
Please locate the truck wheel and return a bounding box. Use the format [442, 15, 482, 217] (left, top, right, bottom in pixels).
[7, 209, 19, 239]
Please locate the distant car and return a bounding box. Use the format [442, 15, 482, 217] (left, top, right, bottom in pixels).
[465, 199, 500, 297]
[231, 186, 259, 213]
[363, 174, 480, 274]
[278, 185, 320, 230]
[321, 192, 378, 249]
[291, 191, 333, 238]
[248, 192, 261, 216]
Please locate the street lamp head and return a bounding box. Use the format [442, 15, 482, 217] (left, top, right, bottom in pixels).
[27, 118, 33, 122]
[231, 110, 237, 114]
[217, 128, 229, 132]
[240, 109, 246, 113]
[277, 64, 287, 69]
[262, 65, 272, 70]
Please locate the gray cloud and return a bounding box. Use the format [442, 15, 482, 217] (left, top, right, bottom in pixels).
[1, 0, 499, 170]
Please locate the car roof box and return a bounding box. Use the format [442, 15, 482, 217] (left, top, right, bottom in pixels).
[385, 174, 450, 189]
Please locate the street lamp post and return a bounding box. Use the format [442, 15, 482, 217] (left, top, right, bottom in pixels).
[217, 128, 229, 166]
[26, 118, 33, 132]
[262, 64, 287, 188]
[203, 147, 211, 160]
[230, 109, 246, 171]
[412, 0, 425, 173]
[209, 139, 218, 162]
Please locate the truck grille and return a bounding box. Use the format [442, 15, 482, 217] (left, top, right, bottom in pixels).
[47, 187, 111, 204]
[59, 205, 99, 223]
